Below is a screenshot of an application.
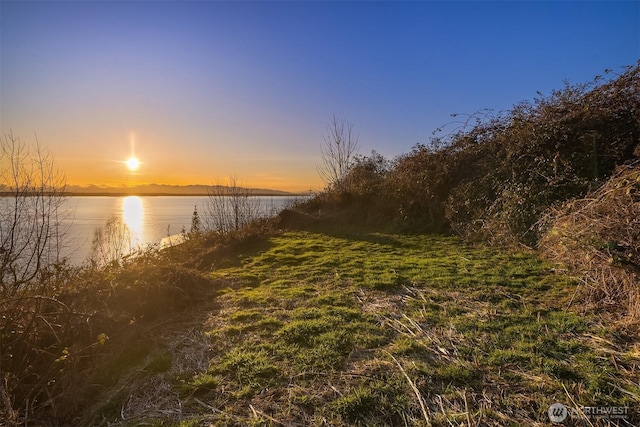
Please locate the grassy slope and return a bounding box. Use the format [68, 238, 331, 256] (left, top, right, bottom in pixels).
[88, 230, 639, 426]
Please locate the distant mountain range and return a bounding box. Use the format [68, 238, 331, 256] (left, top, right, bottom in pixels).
[65, 184, 299, 196]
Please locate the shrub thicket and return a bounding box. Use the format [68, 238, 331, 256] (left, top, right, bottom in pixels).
[304, 63, 640, 245]
[444, 64, 640, 245]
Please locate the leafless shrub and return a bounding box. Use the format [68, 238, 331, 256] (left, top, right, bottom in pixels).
[203, 175, 264, 234]
[89, 215, 133, 267]
[0, 132, 77, 425]
[0, 132, 68, 297]
[317, 115, 360, 194]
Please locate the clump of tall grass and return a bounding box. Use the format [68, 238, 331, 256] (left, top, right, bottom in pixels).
[539, 160, 640, 320]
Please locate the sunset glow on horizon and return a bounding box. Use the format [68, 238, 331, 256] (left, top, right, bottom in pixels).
[1, 2, 637, 192]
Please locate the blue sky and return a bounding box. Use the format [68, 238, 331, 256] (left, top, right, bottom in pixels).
[1, 1, 638, 191]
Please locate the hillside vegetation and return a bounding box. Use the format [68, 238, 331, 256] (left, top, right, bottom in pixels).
[310, 64, 639, 241]
[2, 63, 640, 425]
[303, 63, 640, 319]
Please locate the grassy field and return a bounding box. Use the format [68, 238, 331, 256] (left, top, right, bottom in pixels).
[84, 229, 639, 426]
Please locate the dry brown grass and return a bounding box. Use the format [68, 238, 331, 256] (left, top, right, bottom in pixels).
[539, 160, 640, 322]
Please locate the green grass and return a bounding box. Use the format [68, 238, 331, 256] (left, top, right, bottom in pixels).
[91, 230, 640, 425]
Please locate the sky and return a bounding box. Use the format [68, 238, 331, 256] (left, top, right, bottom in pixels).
[1, 1, 638, 192]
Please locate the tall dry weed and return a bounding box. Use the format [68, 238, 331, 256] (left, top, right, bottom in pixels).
[539, 160, 640, 321]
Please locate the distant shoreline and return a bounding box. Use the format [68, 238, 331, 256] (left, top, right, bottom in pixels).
[63, 192, 309, 197]
[1, 184, 313, 197]
[0, 192, 309, 197]
[62, 183, 312, 197]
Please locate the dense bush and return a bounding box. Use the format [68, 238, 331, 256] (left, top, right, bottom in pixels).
[307, 62, 640, 245]
[444, 64, 640, 244]
[384, 143, 453, 232]
[345, 151, 390, 199]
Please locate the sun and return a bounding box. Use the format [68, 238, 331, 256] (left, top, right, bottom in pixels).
[126, 156, 141, 171]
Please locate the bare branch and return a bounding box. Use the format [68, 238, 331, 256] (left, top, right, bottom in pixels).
[203, 175, 264, 234]
[317, 115, 360, 193]
[0, 132, 67, 296]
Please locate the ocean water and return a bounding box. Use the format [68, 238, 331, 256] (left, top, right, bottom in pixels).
[60, 196, 297, 264]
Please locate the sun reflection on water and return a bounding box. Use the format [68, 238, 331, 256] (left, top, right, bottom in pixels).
[122, 196, 144, 248]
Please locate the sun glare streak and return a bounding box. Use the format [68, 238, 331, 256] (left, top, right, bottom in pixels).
[126, 132, 141, 171]
[122, 196, 144, 248]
